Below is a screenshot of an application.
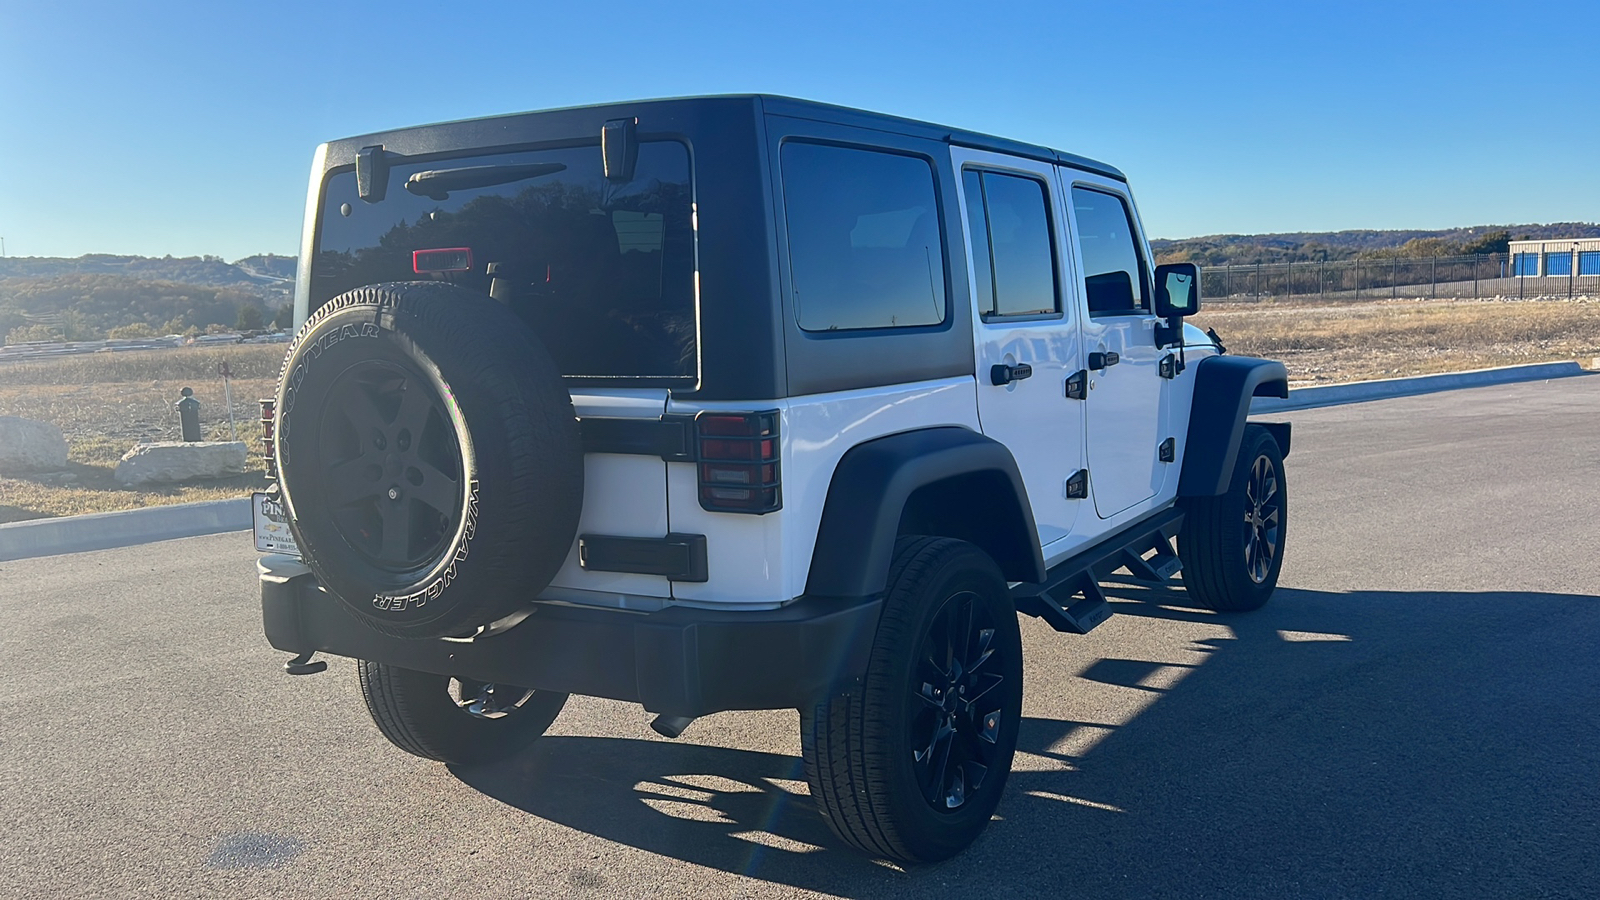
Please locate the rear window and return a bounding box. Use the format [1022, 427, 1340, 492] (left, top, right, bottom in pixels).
[313, 141, 695, 380]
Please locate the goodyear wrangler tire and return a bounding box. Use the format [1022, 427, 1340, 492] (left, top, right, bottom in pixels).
[274, 282, 582, 639]
[1179, 424, 1286, 612]
[800, 537, 1023, 863]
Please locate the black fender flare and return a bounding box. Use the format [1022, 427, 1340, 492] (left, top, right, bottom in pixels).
[1178, 355, 1291, 497]
[805, 427, 1046, 598]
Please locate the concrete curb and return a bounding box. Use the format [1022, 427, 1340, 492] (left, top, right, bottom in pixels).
[1251, 361, 1590, 414]
[0, 497, 250, 562]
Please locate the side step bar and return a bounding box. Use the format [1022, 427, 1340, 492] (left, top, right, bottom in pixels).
[1012, 508, 1185, 634]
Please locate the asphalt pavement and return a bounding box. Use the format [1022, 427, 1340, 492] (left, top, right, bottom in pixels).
[1, 377, 1596, 899]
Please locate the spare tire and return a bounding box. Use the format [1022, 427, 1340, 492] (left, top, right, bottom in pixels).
[274, 282, 582, 639]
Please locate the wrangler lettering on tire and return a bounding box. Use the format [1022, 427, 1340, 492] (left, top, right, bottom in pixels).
[273, 281, 582, 639]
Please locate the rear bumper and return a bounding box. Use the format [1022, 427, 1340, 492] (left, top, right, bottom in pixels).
[260, 558, 881, 718]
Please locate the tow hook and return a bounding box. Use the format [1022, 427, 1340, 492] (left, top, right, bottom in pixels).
[284, 651, 328, 676]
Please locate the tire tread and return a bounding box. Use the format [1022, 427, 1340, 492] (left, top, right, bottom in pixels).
[801, 536, 1016, 862]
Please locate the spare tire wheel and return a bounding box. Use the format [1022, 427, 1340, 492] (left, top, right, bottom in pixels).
[274, 282, 583, 639]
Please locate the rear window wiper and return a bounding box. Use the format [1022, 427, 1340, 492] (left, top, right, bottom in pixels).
[403, 162, 567, 200]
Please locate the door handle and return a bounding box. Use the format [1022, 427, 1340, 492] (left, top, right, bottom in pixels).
[990, 363, 1033, 386]
[1087, 351, 1120, 370]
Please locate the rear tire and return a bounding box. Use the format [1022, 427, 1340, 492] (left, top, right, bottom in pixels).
[800, 537, 1023, 863]
[1179, 424, 1286, 611]
[357, 662, 567, 766]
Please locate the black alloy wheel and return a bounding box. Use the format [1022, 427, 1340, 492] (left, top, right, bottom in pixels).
[910, 589, 1008, 811]
[452, 679, 537, 719]
[801, 537, 1023, 863]
[1243, 452, 1281, 584]
[358, 661, 568, 765]
[315, 359, 464, 574]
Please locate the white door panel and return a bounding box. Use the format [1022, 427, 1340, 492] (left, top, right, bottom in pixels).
[954, 148, 1086, 546]
[1066, 180, 1170, 519]
[1082, 314, 1164, 516]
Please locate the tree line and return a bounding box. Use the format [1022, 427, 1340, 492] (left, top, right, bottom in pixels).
[1152, 223, 1600, 266]
[1, 274, 291, 344]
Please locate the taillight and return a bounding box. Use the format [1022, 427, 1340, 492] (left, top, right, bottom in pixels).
[696, 410, 781, 514]
[259, 399, 277, 479]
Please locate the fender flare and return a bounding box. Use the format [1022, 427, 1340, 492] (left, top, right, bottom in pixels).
[805, 427, 1046, 598]
[1178, 355, 1291, 497]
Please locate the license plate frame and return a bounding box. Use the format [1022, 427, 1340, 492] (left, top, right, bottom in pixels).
[252, 491, 300, 556]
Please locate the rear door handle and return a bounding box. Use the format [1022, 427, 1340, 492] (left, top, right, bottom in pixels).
[1087, 351, 1120, 370]
[990, 363, 1033, 386]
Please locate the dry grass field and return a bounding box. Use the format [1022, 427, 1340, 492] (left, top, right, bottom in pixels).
[0, 344, 283, 523]
[1, 296, 1596, 522]
[1192, 295, 1600, 385]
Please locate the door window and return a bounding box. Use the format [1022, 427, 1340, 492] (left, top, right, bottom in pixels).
[962, 169, 1059, 318]
[1071, 187, 1149, 316]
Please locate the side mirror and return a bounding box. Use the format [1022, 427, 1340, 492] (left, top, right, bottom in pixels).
[1153, 263, 1201, 318]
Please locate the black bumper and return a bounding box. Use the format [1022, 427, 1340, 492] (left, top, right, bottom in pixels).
[261, 564, 882, 718]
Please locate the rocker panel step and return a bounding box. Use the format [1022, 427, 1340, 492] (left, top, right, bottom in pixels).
[1012, 507, 1185, 635]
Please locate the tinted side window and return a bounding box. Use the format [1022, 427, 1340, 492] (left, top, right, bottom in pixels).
[964, 170, 1058, 318]
[781, 143, 946, 332]
[1072, 187, 1148, 316]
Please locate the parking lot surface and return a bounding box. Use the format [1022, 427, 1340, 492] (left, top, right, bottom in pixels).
[2, 377, 1596, 899]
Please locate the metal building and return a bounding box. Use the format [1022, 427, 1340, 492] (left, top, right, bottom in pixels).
[1509, 238, 1600, 277]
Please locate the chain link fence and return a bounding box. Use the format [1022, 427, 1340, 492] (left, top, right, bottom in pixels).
[1199, 252, 1600, 303]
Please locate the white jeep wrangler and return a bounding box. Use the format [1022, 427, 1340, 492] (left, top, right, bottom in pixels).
[258, 95, 1289, 863]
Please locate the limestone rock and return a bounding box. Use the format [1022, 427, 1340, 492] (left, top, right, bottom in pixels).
[0, 417, 69, 473]
[115, 441, 248, 487]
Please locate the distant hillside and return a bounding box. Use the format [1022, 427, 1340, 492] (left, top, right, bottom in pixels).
[1152, 223, 1600, 266]
[0, 253, 296, 289]
[0, 254, 296, 344]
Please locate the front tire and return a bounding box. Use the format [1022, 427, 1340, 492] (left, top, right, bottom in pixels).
[357, 662, 567, 766]
[1179, 424, 1287, 611]
[800, 537, 1023, 863]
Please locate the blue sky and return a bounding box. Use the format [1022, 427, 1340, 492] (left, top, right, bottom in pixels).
[1, 0, 1595, 259]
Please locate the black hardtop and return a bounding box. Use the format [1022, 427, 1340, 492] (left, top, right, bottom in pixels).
[323, 94, 1126, 181]
[308, 95, 1125, 402]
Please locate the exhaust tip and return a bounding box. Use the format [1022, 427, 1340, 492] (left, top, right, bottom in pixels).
[649, 714, 695, 739]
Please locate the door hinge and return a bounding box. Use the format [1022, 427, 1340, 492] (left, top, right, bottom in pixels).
[356, 145, 390, 202]
[1159, 353, 1184, 379]
[1158, 437, 1176, 463]
[1065, 369, 1088, 400]
[1065, 469, 1089, 499]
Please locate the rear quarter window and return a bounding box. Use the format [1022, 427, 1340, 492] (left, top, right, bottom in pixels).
[779, 142, 947, 332]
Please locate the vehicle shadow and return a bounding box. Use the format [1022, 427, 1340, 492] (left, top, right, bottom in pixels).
[453, 582, 1600, 898]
